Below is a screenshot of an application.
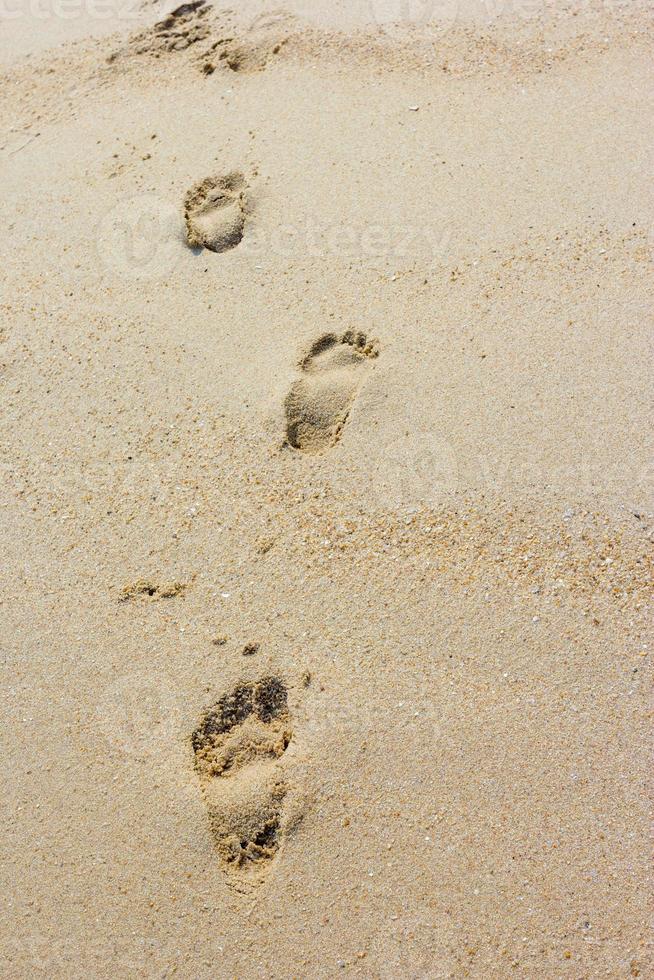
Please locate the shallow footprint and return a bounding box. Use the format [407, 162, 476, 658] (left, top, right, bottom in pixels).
[284, 331, 379, 453]
[184, 171, 247, 253]
[192, 676, 292, 883]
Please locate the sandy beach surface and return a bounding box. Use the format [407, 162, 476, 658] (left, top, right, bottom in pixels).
[1, 0, 653, 976]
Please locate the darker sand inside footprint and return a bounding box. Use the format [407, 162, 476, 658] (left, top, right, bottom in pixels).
[184, 171, 247, 253]
[284, 331, 378, 453]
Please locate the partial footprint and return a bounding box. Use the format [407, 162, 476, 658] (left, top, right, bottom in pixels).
[192, 676, 293, 881]
[184, 172, 247, 253]
[108, 2, 287, 72]
[109, 1, 211, 61]
[149, 1, 211, 51]
[284, 331, 379, 453]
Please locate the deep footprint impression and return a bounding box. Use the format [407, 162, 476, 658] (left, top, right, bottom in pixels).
[192, 676, 292, 880]
[184, 171, 247, 253]
[284, 331, 378, 453]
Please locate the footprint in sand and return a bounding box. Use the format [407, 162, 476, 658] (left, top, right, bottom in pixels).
[184, 171, 247, 253]
[192, 676, 293, 884]
[284, 331, 379, 453]
[108, 0, 211, 62]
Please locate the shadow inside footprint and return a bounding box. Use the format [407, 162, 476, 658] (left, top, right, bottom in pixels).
[184, 171, 246, 253]
[284, 331, 378, 453]
[192, 676, 292, 880]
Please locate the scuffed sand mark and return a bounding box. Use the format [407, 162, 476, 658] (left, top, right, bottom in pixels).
[108, 0, 211, 62]
[119, 579, 188, 601]
[106, 2, 290, 73]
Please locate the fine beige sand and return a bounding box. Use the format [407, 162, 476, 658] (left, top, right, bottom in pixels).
[1, 1, 652, 976]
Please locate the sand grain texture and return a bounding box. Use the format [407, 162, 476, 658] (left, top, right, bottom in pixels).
[1, 1, 652, 977]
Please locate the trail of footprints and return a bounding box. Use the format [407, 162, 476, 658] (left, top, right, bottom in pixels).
[192, 677, 293, 884]
[182, 169, 379, 448]
[179, 156, 379, 880]
[190, 333, 379, 879]
[101, 0, 430, 896]
[188, 331, 379, 881]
